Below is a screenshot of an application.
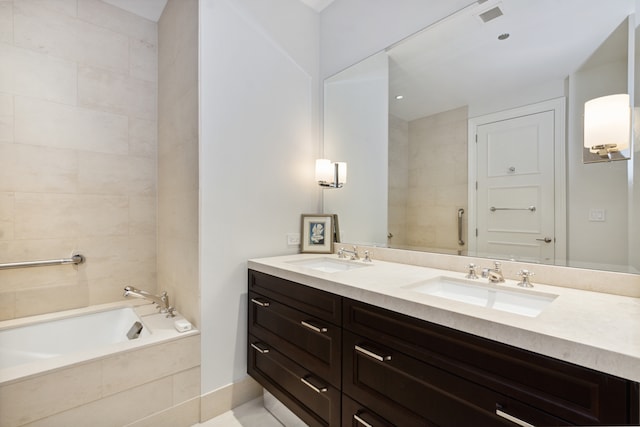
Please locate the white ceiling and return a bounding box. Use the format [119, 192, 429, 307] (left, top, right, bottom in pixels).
[102, 0, 334, 22]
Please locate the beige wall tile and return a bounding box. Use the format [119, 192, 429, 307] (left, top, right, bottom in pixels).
[0, 291, 16, 320]
[173, 366, 201, 403]
[125, 398, 200, 427]
[130, 37, 157, 82]
[14, 193, 77, 239]
[129, 196, 156, 236]
[0, 143, 78, 193]
[15, 281, 90, 317]
[129, 118, 157, 158]
[0, 2, 12, 44]
[0, 192, 13, 241]
[74, 194, 129, 237]
[13, 1, 129, 73]
[102, 335, 200, 396]
[77, 152, 131, 195]
[200, 376, 262, 422]
[0, 93, 13, 143]
[77, 0, 157, 44]
[13, 0, 77, 17]
[14, 96, 128, 154]
[0, 361, 102, 426]
[0, 43, 77, 105]
[24, 377, 173, 427]
[78, 66, 157, 121]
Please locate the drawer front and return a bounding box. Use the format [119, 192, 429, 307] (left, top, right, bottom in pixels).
[344, 299, 637, 425]
[342, 394, 429, 427]
[344, 330, 570, 427]
[249, 270, 341, 325]
[248, 334, 341, 427]
[249, 291, 341, 387]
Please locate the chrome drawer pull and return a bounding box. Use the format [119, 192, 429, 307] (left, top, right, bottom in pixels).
[355, 344, 392, 362]
[300, 376, 328, 393]
[496, 409, 535, 427]
[301, 320, 328, 333]
[250, 343, 269, 354]
[353, 413, 374, 427]
[250, 298, 270, 307]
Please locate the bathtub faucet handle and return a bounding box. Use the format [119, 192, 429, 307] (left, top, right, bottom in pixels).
[123, 286, 176, 317]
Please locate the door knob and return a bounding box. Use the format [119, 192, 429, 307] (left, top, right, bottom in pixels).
[536, 237, 552, 243]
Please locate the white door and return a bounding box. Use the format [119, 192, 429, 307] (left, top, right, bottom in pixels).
[475, 110, 556, 263]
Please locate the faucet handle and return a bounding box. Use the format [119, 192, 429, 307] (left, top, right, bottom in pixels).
[363, 250, 372, 263]
[465, 263, 478, 279]
[493, 261, 502, 271]
[517, 269, 534, 288]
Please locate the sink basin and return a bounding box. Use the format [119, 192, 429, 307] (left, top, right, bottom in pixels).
[404, 276, 557, 317]
[287, 257, 368, 273]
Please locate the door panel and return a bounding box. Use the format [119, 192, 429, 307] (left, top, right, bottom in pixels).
[476, 110, 555, 263]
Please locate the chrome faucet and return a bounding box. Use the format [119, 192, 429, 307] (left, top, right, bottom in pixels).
[482, 261, 505, 283]
[338, 246, 360, 260]
[123, 286, 176, 317]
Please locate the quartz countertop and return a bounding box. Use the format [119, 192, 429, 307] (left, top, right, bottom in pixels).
[248, 254, 640, 383]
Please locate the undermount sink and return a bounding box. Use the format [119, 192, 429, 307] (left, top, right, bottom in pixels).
[287, 257, 368, 273]
[403, 276, 557, 317]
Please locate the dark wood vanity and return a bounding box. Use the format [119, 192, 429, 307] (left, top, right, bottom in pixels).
[248, 269, 639, 426]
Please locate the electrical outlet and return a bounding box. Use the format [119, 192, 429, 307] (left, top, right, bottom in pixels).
[287, 233, 300, 246]
[588, 208, 606, 222]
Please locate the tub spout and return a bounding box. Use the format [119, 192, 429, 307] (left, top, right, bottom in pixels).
[123, 286, 176, 317]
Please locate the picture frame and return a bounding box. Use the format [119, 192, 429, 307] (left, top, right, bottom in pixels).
[300, 214, 334, 253]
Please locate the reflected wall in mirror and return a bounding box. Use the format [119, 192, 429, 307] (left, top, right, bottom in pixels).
[323, 0, 640, 274]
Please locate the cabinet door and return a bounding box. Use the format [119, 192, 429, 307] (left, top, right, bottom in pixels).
[249, 270, 342, 325]
[344, 299, 638, 425]
[249, 290, 341, 387]
[342, 394, 429, 427]
[248, 334, 341, 427]
[344, 330, 572, 427]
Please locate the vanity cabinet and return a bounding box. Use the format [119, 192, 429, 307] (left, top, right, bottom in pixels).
[343, 298, 639, 426]
[247, 269, 639, 426]
[248, 270, 342, 426]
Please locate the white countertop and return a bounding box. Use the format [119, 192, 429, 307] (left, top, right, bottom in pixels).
[248, 253, 640, 383]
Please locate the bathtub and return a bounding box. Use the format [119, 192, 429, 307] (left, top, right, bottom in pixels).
[0, 302, 201, 427]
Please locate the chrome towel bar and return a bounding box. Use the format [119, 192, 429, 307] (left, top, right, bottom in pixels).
[0, 254, 85, 270]
[457, 208, 465, 246]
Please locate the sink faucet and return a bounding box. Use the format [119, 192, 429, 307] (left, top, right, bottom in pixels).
[338, 246, 359, 260]
[123, 286, 176, 317]
[482, 261, 505, 283]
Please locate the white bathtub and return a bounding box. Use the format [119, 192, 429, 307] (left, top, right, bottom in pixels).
[0, 301, 197, 385]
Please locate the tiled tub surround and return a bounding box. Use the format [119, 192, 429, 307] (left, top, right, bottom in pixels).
[0, 0, 158, 320]
[0, 301, 200, 427]
[248, 253, 640, 384]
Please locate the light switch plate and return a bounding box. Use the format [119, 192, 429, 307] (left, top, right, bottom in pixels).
[287, 233, 300, 246]
[588, 208, 606, 222]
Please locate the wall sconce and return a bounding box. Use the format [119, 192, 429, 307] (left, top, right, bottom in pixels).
[584, 93, 631, 161]
[316, 159, 347, 188]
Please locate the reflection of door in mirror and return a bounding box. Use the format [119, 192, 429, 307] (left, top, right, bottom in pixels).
[475, 110, 555, 264]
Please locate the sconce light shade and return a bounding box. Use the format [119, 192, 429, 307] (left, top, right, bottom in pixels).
[316, 159, 347, 188]
[584, 94, 630, 157]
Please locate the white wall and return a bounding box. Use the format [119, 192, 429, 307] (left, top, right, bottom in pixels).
[199, 0, 319, 394]
[320, 0, 474, 79]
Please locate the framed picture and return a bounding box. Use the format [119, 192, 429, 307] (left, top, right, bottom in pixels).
[301, 214, 334, 253]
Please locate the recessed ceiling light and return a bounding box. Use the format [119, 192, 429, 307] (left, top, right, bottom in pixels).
[498, 33, 510, 41]
[395, 95, 404, 100]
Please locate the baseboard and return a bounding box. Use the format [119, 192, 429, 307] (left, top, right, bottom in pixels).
[199, 375, 263, 422]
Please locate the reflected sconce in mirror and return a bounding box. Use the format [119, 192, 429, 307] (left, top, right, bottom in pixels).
[583, 93, 631, 163]
[316, 159, 347, 188]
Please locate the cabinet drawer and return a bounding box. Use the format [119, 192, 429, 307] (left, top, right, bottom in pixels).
[344, 330, 570, 427]
[344, 299, 638, 425]
[248, 334, 341, 427]
[342, 394, 429, 427]
[249, 291, 341, 387]
[249, 270, 341, 325]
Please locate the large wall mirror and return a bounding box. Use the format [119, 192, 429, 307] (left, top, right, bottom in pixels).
[323, 0, 640, 274]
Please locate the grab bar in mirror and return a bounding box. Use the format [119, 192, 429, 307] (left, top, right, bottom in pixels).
[490, 206, 536, 212]
[457, 208, 464, 246]
[0, 254, 85, 270]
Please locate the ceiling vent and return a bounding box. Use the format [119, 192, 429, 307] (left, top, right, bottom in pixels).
[479, 6, 503, 23]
